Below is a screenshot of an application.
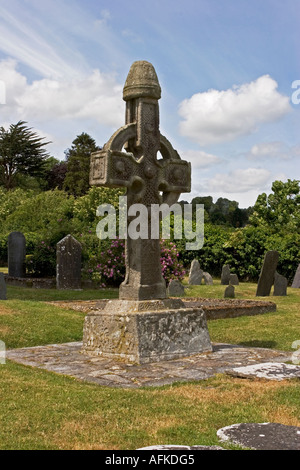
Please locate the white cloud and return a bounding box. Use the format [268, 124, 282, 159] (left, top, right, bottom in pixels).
[178, 75, 291, 146]
[0, 59, 124, 128]
[180, 149, 223, 168]
[246, 141, 300, 161]
[204, 168, 271, 194]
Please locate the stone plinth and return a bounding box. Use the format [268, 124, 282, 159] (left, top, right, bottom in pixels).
[82, 299, 212, 364]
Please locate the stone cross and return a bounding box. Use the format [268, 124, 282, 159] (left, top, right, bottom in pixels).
[90, 61, 191, 301]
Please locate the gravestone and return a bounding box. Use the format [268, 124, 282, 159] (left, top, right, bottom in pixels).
[221, 264, 231, 285]
[83, 61, 212, 363]
[291, 264, 300, 288]
[217, 423, 300, 450]
[229, 273, 239, 285]
[8, 232, 26, 278]
[0, 273, 7, 300]
[188, 259, 203, 285]
[56, 235, 82, 290]
[224, 284, 235, 298]
[273, 271, 287, 296]
[256, 250, 279, 297]
[167, 279, 185, 297]
[203, 272, 213, 285]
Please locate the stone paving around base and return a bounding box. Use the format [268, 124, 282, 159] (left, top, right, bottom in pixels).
[6, 342, 296, 388]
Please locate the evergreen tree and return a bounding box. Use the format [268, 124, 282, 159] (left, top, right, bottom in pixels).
[63, 133, 100, 197]
[0, 121, 50, 190]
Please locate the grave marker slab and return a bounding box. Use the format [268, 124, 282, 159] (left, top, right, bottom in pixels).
[291, 264, 300, 288]
[167, 279, 185, 297]
[221, 265, 230, 285]
[256, 250, 279, 297]
[8, 232, 26, 278]
[217, 423, 300, 450]
[56, 235, 82, 290]
[273, 271, 287, 296]
[188, 259, 203, 285]
[0, 273, 7, 300]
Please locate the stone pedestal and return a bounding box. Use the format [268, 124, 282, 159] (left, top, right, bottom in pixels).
[82, 299, 212, 364]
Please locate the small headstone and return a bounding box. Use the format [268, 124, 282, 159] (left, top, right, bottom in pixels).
[224, 284, 235, 298]
[291, 264, 300, 288]
[217, 422, 300, 450]
[256, 250, 279, 297]
[221, 264, 231, 285]
[229, 273, 239, 285]
[56, 235, 82, 290]
[8, 232, 26, 278]
[188, 259, 203, 285]
[167, 279, 185, 297]
[0, 273, 7, 300]
[203, 272, 213, 285]
[273, 271, 287, 296]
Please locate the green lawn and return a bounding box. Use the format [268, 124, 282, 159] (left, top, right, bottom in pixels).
[0, 281, 299, 450]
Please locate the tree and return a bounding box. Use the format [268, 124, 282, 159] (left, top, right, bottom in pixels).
[0, 121, 50, 190]
[63, 133, 101, 197]
[250, 179, 300, 232]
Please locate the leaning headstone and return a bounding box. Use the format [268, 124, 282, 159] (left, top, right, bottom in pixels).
[291, 264, 300, 288]
[256, 250, 279, 297]
[221, 264, 231, 285]
[8, 232, 26, 278]
[229, 273, 239, 285]
[273, 272, 287, 296]
[167, 279, 185, 297]
[188, 259, 203, 285]
[0, 273, 7, 300]
[224, 284, 235, 298]
[203, 272, 213, 285]
[56, 235, 82, 290]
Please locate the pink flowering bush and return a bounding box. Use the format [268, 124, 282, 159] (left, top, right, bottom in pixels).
[160, 239, 186, 284]
[82, 237, 185, 287]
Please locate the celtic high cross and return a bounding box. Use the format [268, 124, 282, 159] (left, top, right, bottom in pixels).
[90, 61, 191, 301]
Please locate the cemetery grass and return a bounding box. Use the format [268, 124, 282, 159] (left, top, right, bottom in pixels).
[0, 281, 299, 449]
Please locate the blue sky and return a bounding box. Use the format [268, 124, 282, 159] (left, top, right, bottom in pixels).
[0, 0, 299, 207]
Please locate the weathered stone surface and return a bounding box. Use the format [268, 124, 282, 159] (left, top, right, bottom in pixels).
[90, 60, 191, 301]
[229, 273, 239, 285]
[224, 285, 235, 298]
[7, 342, 292, 389]
[82, 299, 212, 364]
[221, 265, 231, 285]
[291, 264, 300, 288]
[56, 235, 82, 290]
[217, 423, 300, 450]
[273, 271, 287, 296]
[203, 272, 213, 285]
[226, 362, 300, 380]
[0, 273, 7, 300]
[188, 260, 203, 285]
[256, 250, 279, 297]
[138, 445, 225, 450]
[8, 232, 26, 278]
[167, 279, 185, 297]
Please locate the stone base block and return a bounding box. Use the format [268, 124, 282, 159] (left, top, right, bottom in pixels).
[82, 299, 212, 364]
